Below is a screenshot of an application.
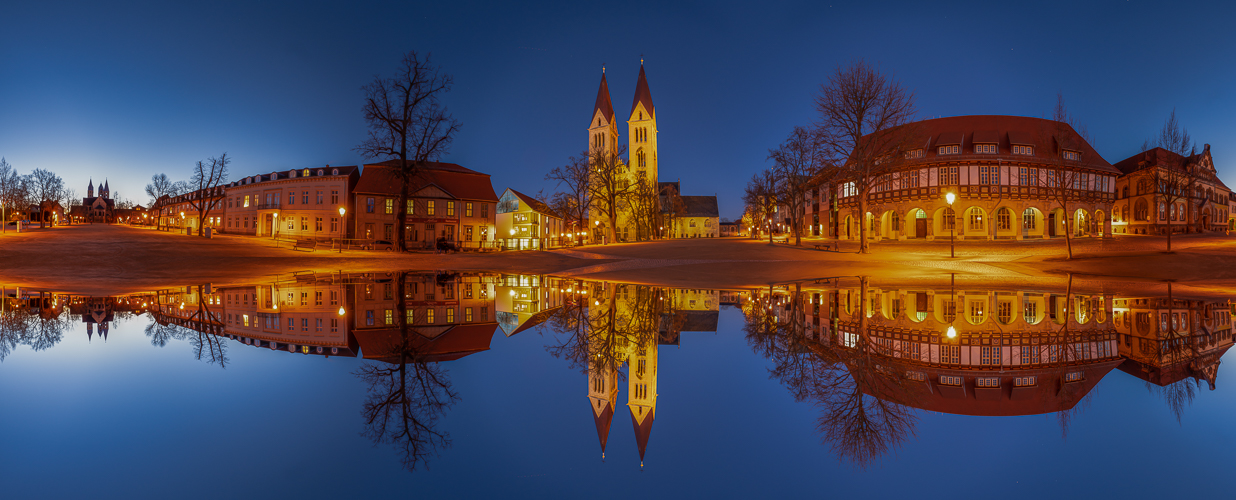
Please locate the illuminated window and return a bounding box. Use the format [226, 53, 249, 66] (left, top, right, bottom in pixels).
[466, 202, 473, 217]
[426, 309, 435, 324]
[465, 307, 473, 322]
[1063, 150, 1081, 161]
[975, 144, 997, 154]
[939, 375, 962, 386]
[938, 145, 960, 155]
[940, 344, 960, 364]
[385, 199, 393, 214]
[1014, 376, 1037, 386]
[427, 201, 436, 216]
[384, 309, 393, 325]
[447, 202, 455, 216]
[243, 195, 250, 207]
[446, 308, 455, 323]
[980, 346, 1001, 365]
[976, 377, 999, 387]
[1012, 145, 1034, 155]
[939, 166, 959, 185]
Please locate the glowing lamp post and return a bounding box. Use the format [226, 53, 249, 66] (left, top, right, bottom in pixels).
[338, 207, 346, 253]
[946, 325, 957, 339]
[945, 192, 956, 258]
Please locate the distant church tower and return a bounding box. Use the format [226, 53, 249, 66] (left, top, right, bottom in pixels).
[587, 353, 619, 460]
[101, 179, 110, 199]
[88, 179, 94, 198]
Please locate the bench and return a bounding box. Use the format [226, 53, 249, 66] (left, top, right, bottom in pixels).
[291, 239, 317, 252]
[813, 243, 834, 252]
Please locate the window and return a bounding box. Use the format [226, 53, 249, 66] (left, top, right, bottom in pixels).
[243, 195, 250, 207]
[300, 216, 308, 231]
[406, 199, 415, 215]
[446, 202, 454, 216]
[998, 301, 1013, 323]
[1135, 199, 1149, 221]
[904, 149, 924, 159]
[968, 208, 983, 230]
[385, 198, 394, 214]
[427, 201, 435, 216]
[979, 166, 1000, 185]
[287, 218, 294, 230]
[1014, 376, 1037, 387]
[943, 207, 956, 231]
[938, 145, 960, 155]
[1019, 167, 1038, 186]
[316, 191, 323, 204]
[976, 377, 1000, 387]
[1063, 150, 1081, 161]
[941, 344, 960, 364]
[975, 143, 997, 154]
[939, 166, 959, 185]
[1012, 145, 1033, 155]
[302, 192, 309, 204]
[905, 371, 927, 381]
[315, 217, 323, 232]
[365, 310, 374, 326]
[997, 209, 1011, 231]
[466, 202, 473, 217]
[426, 309, 435, 324]
[330, 217, 338, 232]
[287, 191, 295, 205]
[980, 346, 1001, 365]
[939, 375, 962, 386]
[366, 197, 375, 213]
[1064, 371, 1084, 382]
[465, 226, 473, 241]
[464, 307, 473, 322]
[446, 308, 455, 323]
[840, 181, 857, 197]
[384, 309, 393, 325]
[331, 190, 339, 204]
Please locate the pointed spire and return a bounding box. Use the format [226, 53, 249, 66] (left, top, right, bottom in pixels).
[593, 397, 614, 454]
[592, 70, 615, 125]
[630, 405, 655, 463]
[631, 62, 654, 118]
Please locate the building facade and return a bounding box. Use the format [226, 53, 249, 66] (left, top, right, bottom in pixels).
[353, 161, 498, 250]
[221, 165, 359, 242]
[82, 179, 115, 223]
[496, 188, 565, 250]
[1111, 145, 1231, 235]
[804, 115, 1119, 242]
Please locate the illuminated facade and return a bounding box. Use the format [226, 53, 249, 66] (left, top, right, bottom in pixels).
[1111, 145, 1231, 235]
[587, 65, 660, 242]
[804, 115, 1119, 242]
[353, 161, 498, 250]
[496, 189, 565, 250]
[222, 166, 358, 242]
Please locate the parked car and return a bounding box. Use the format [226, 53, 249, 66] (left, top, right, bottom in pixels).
[368, 239, 396, 252]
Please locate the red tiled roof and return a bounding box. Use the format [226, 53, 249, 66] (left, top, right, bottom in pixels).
[355, 161, 498, 202]
[882, 115, 1119, 174]
[593, 72, 615, 124]
[593, 398, 614, 454]
[354, 323, 498, 363]
[631, 64, 655, 118]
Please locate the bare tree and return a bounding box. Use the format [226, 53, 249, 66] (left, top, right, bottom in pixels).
[743, 168, 780, 244]
[356, 51, 461, 252]
[60, 189, 79, 225]
[769, 126, 830, 246]
[187, 154, 229, 236]
[1145, 110, 1197, 250]
[628, 178, 661, 241]
[27, 168, 65, 228]
[1036, 94, 1099, 259]
[145, 173, 176, 206]
[815, 61, 918, 254]
[546, 152, 592, 246]
[0, 158, 28, 230]
[587, 144, 634, 243]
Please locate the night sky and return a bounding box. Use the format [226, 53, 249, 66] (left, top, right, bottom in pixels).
[3, 0, 1235, 219]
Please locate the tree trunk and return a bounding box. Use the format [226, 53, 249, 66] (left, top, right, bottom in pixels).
[1063, 203, 1074, 259]
[858, 197, 870, 254]
[397, 178, 410, 252]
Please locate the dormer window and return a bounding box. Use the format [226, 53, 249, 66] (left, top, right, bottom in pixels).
[904, 149, 924, 159]
[289, 170, 297, 178]
[938, 145, 960, 155]
[975, 144, 997, 154]
[1012, 145, 1034, 155]
[302, 169, 310, 177]
[331, 168, 339, 175]
[317, 169, 324, 176]
[1063, 150, 1081, 161]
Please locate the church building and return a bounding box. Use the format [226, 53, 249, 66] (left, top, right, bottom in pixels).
[588, 63, 660, 243]
[81, 179, 115, 223]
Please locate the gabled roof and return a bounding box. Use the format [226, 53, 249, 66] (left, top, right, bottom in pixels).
[355, 161, 498, 202]
[592, 72, 614, 125]
[631, 64, 655, 118]
[679, 196, 719, 218]
[505, 188, 561, 219]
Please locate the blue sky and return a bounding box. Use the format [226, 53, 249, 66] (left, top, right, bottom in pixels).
[2, 0, 1235, 219]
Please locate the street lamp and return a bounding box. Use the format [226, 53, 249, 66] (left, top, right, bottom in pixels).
[338, 207, 346, 253]
[945, 192, 956, 258]
[946, 325, 957, 339]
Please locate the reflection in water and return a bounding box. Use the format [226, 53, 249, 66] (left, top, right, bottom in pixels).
[2, 275, 1233, 472]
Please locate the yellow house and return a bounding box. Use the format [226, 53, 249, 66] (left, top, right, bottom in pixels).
[496, 188, 564, 250]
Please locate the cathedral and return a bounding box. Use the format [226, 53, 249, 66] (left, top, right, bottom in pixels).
[588, 62, 660, 243]
[81, 178, 115, 223]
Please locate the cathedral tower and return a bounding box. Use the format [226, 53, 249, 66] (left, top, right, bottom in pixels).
[101, 179, 110, 199]
[627, 334, 658, 467]
[587, 354, 619, 459]
[88, 179, 94, 198]
[627, 62, 658, 191]
[588, 70, 619, 157]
